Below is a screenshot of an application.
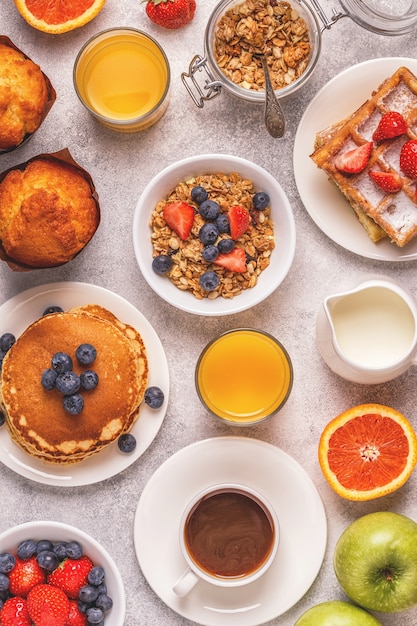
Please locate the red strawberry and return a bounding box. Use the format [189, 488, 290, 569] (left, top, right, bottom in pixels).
[27, 584, 69, 626]
[214, 247, 246, 273]
[145, 0, 196, 29]
[0, 596, 31, 626]
[8, 556, 46, 597]
[369, 170, 402, 193]
[400, 139, 417, 179]
[66, 600, 87, 626]
[228, 205, 251, 240]
[334, 141, 372, 174]
[373, 111, 408, 142]
[47, 556, 93, 600]
[163, 201, 195, 240]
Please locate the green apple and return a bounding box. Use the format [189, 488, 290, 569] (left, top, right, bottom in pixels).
[294, 600, 382, 625]
[334, 511, 417, 612]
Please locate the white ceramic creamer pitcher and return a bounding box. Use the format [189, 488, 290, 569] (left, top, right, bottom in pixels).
[316, 276, 417, 384]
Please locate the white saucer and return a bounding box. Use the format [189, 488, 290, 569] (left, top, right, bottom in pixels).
[0, 282, 169, 487]
[134, 437, 327, 626]
[294, 57, 417, 262]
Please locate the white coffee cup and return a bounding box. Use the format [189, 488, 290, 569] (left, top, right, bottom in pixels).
[173, 483, 279, 597]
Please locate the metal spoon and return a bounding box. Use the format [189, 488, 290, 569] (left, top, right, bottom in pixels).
[258, 55, 286, 138]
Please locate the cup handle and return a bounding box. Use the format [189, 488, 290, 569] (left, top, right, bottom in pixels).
[173, 567, 199, 596]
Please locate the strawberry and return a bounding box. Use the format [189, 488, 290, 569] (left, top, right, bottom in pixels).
[47, 556, 93, 600]
[400, 139, 417, 179]
[334, 141, 373, 174]
[228, 205, 251, 240]
[372, 111, 408, 142]
[163, 201, 195, 240]
[145, 0, 196, 29]
[369, 170, 402, 193]
[66, 600, 87, 626]
[0, 596, 31, 626]
[27, 584, 69, 626]
[8, 556, 46, 597]
[214, 247, 246, 273]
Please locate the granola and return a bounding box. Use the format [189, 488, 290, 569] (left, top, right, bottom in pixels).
[150, 172, 275, 300]
[213, 0, 310, 92]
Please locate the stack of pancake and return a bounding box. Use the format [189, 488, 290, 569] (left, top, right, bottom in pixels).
[0, 305, 148, 464]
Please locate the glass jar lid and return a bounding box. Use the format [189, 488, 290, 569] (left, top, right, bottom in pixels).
[338, 0, 417, 35]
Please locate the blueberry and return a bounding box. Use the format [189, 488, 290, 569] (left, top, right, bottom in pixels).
[144, 386, 164, 409]
[253, 191, 270, 210]
[199, 200, 220, 221]
[36, 540, 53, 554]
[199, 271, 219, 292]
[191, 186, 208, 205]
[0, 411, 5, 427]
[53, 542, 68, 560]
[0, 350, 6, 370]
[37, 550, 59, 572]
[65, 541, 83, 559]
[218, 238, 235, 254]
[41, 368, 57, 390]
[56, 371, 81, 395]
[0, 574, 9, 592]
[202, 245, 219, 263]
[199, 223, 219, 246]
[0, 553, 15, 574]
[215, 213, 230, 234]
[52, 352, 73, 374]
[96, 582, 107, 595]
[79, 585, 99, 603]
[88, 566, 105, 587]
[17, 540, 37, 560]
[86, 607, 104, 624]
[80, 370, 99, 391]
[76, 343, 97, 366]
[96, 593, 113, 612]
[63, 393, 84, 415]
[152, 254, 172, 275]
[118, 433, 137, 453]
[42, 305, 64, 316]
[0, 333, 15, 352]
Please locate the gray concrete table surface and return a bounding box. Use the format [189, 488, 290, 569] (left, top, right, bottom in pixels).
[1, 0, 417, 624]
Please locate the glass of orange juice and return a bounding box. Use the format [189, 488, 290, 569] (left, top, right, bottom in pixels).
[195, 328, 293, 425]
[73, 28, 170, 132]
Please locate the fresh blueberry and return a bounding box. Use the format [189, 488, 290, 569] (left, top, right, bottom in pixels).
[80, 370, 99, 391]
[253, 191, 270, 210]
[218, 238, 235, 254]
[0, 333, 15, 353]
[96, 582, 107, 595]
[56, 371, 81, 395]
[152, 254, 173, 275]
[96, 593, 113, 612]
[0, 350, 6, 370]
[36, 540, 53, 553]
[52, 352, 73, 374]
[199, 271, 220, 292]
[86, 607, 104, 624]
[215, 213, 230, 234]
[199, 223, 219, 246]
[63, 393, 84, 415]
[202, 245, 219, 263]
[42, 305, 64, 316]
[76, 343, 97, 366]
[0, 411, 5, 427]
[88, 566, 105, 587]
[0, 553, 14, 574]
[79, 585, 99, 603]
[37, 550, 59, 572]
[41, 368, 57, 391]
[17, 540, 37, 560]
[0, 574, 9, 592]
[65, 541, 83, 559]
[191, 186, 208, 205]
[118, 433, 137, 453]
[144, 386, 164, 409]
[199, 200, 220, 221]
[53, 542, 68, 560]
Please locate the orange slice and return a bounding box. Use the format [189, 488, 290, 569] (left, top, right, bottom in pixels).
[318, 403, 417, 501]
[13, 0, 106, 34]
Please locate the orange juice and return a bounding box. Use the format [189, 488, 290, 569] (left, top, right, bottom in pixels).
[196, 329, 293, 425]
[74, 29, 170, 132]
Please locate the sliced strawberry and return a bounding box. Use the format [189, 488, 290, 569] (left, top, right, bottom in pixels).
[163, 201, 195, 240]
[334, 142, 373, 174]
[47, 556, 93, 600]
[400, 139, 417, 179]
[8, 556, 46, 597]
[369, 170, 402, 193]
[0, 596, 31, 626]
[373, 111, 408, 143]
[214, 248, 246, 273]
[228, 205, 251, 240]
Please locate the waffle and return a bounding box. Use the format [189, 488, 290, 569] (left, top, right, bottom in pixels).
[310, 66, 417, 247]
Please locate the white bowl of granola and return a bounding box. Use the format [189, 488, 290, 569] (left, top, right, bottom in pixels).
[133, 153, 295, 316]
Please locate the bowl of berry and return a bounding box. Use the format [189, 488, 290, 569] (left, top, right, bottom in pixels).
[133, 153, 295, 315]
[0, 520, 125, 625]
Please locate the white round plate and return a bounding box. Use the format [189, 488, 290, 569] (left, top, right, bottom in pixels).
[134, 437, 327, 626]
[294, 57, 417, 261]
[0, 282, 169, 487]
[133, 154, 295, 316]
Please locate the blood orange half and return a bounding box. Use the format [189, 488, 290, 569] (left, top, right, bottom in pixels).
[13, 0, 106, 34]
[318, 403, 417, 501]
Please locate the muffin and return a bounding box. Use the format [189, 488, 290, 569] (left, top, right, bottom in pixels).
[0, 36, 56, 151]
[0, 151, 100, 269]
